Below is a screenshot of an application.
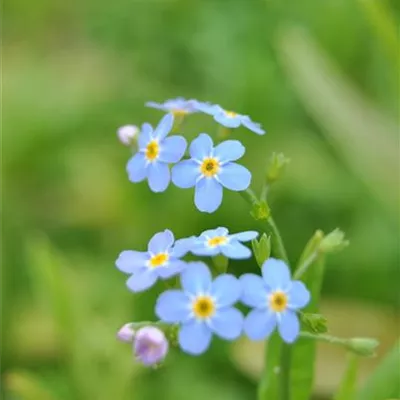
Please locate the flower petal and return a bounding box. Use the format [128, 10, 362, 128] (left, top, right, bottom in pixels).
[214, 140, 245, 163]
[148, 230, 174, 254]
[171, 160, 200, 188]
[159, 136, 187, 163]
[218, 163, 251, 191]
[138, 123, 153, 148]
[189, 134, 213, 160]
[127, 153, 148, 183]
[191, 244, 220, 257]
[171, 237, 195, 257]
[262, 258, 291, 290]
[196, 103, 223, 116]
[145, 101, 165, 111]
[157, 260, 187, 279]
[178, 320, 212, 355]
[240, 274, 268, 308]
[278, 311, 300, 343]
[211, 274, 242, 307]
[153, 113, 174, 140]
[214, 227, 229, 236]
[156, 290, 190, 323]
[126, 270, 157, 292]
[180, 262, 212, 295]
[288, 281, 310, 310]
[221, 241, 252, 259]
[116, 250, 149, 273]
[229, 231, 259, 242]
[194, 178, 223, 213]
[214, 113, 241, 128]
[241, 116, 265, 135]
[147, 162, 170, 192]
[243, 309, 277, 341]
[210, 308, 243, 340]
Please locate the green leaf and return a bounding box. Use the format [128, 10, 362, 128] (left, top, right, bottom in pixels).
[334, 354, 359, 400]
[289, 231, 326, 400]
[357, 339, 400, 400]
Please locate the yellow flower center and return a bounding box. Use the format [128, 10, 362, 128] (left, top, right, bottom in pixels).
[149, 253, 169, 268]
[208, 236, 227, 247]
[225, 111, 237, 118]
[146, 140, 159, 161]
[200, 157, 220, 177]
[192, 296, 215, 319]
[269, 291, 288, 312]
[172, 109, 188, 117]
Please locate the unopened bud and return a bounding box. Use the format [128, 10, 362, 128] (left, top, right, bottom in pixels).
[345, 337, 379, 357]
[252, 233, 271, 268]
[319, 228, 349, 254]
[266, 152, 290, 184]
[117, 125, 139, 145]
[134, 326, 169, 366]
[300, 313, 328, 334]
[117, 323, 135, 343]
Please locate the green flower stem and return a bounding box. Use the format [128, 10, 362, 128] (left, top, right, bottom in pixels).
[260, 184, 269, 202]
[280, 343, 292, 400]
[293, 251, 318, 279]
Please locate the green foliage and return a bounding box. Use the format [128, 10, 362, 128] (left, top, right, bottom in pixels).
[251, 233, 271, 268]
[334, 355, 359, 400]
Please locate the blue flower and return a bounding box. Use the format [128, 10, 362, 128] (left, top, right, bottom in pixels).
[146, 98, 199, 116]
[176, 227, 258, 259]
[116, 229, 188, 293]
[196, 103, 265, 135]
[171, 134, 251, 213]
[156, 262, 243, 355]
[127, 114, 187, 192]
[241, 258, 310, 343]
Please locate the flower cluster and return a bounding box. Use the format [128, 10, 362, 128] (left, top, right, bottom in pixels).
[116, 227, 310, 364]
[118, 98, 265, 212]
[115, 97, 311, 368]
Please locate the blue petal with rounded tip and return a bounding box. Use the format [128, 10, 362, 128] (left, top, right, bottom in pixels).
[148, 230, 174, 254]
[154, 113, 174, 140]
[178, 320, 212, 355]
[218, 163, 251, 191]
[138, 123, 153, 148]
[147, 162, 170, 192]
[194, 178, 223, 213]
[171, 237, 196, 257]
[126, 270, 158, 292]
[159, 136, 187, 163]
[157, 260, 186, 279]
[214, 140, 245, 163]
[171, 160, 200, 188]
[180, 262, 212, 295]
[220, 241, 252, 259]
[116, 250, 148, 273]
[156, 290, 190, 323]
[127, 153, 148, 183]
[229, 231, 259, 242]
[261, 258, 291, 290]
[241, 116, 265, 135]
[189, 133, 213, 160]
[211, 274, 242, 307]
[288, 281, 310, 309]
[214, 113, 242, 128]
[240, 273, 268, 308]
[209, 308, 243, 340]
[278, 311, 300, 343]
[244, 308, 277, 340]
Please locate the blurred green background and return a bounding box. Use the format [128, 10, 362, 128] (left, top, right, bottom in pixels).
[2, 0, 399, 399]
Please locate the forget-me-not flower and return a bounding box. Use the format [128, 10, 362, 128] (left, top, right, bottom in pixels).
[176, 227, 258, 259]
[146, 98, 199, 116]
[171, 134, 251, 213]
[197, 103, 265, 135]
[156, 262, 243, 355]
[127, 114, 187, 192]
[116, 229, 188, 292]
[241, 258, 310, 343]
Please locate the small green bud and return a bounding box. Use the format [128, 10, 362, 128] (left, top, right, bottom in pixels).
[252, 233, 271, 268]
[212, 255, 229, 274]
[266, 152, 290, 184]
[250, 200, 270, 221]
[319, 228, 349, 253]
[345, 338, 379, 357]
[300, 313, 328, 334]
